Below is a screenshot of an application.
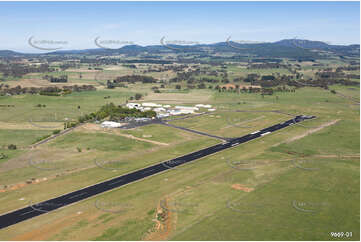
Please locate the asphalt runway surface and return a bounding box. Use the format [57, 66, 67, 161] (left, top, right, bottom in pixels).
[0, 115, 314, 230]
[161, 122, 230, 141]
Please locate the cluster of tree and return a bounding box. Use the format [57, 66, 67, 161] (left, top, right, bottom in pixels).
[0, 84, 95, 96]
[77, 102, 156, 123]
[214, 84, 296, 96]
[59, 62, 79, 70]
[248, 63, 287, 69]
[214, 85, 262, 93]
[152, 86, 161, 93]
[170, 67, 227, 83]
[305, 78, 359, 88]
[315, 71, 344, 79]
[0, 153, 8, 159]
[195, 77, 219, 83]
[128, 93, 143, 100]
[43, 75, 68, 83]
[233, 70, 360, 89]
[7, 144, 17, 150]
[106, 80, 127, 89]
[122, 59, 173, 65]
[113, 75, 158, 84]
[142, 64, 188, 74]
[122, 64, 137, 69]
[80, 58, 121, 65]
[0, 63, 55, 78]
[336, 65, 360, 71]
[315, 68, 360, 80]
[346, 74, 360, 79]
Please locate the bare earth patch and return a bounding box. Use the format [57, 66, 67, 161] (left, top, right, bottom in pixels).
[231, 184, 254, 192]
[78, 123, 169, 146]
[272, 119, 340, 147]
[144, 198, 173, 241]
[285, 119, 340, 143]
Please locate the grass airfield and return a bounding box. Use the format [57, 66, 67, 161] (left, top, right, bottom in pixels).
[0, 82, 359, 240]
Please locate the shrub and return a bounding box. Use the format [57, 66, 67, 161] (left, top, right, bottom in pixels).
[8, 144, 17, 150]
[0, 153, 8, 159]
[135, 93, 142, 100]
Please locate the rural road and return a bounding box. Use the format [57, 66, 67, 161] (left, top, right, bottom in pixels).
[0, 115, 314, 230]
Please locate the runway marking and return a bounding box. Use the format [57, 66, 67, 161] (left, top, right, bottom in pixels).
[20, 210, 35, 216]
[142, 169, 155, 174]
[261, 132, 271, 136]
[251, 130, 260, 134]
[108, 179, 124, 186]
[68, 192, 87, 200]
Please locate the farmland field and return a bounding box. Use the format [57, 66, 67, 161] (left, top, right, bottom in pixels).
[0, 79, 359, 240]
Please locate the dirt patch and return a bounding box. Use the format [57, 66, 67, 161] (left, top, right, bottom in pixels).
[272, 119, 340, 147]
[117, 134, 169, 146]
[231, 184, 254, 192]
[286, 119, 340, 143]
[144, 198, 173, 241]
[78, 123, 169, 146]
[78, 123, 108, 131]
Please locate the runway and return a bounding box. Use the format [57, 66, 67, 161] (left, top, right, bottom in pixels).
[0, 115, 314, 230]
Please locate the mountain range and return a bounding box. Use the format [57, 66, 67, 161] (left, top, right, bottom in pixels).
[0, 39, 359, 58]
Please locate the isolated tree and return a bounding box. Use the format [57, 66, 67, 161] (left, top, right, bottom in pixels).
[235, 84, 240, 94]
[135, 93, 142, 100]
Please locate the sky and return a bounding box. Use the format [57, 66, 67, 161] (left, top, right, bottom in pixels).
[0, 1, 359, 53]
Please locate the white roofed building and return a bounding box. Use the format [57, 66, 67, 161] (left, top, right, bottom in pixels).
[175, 106, 199, 111]
[126, 103, 141, 109]
[142, 102, 162, 107]
[195, 104, 212, 108]
[101, 121, 122, 128]
[157, 113, 170, 118]
[154, 107, 166, 112]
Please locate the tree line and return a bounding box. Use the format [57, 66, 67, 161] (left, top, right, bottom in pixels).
[0, 84, 96, 96]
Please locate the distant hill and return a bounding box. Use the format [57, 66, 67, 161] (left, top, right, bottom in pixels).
[0, 50, 26, 57]
[0, 39, 359, 59]
[274, 39, 330, 49]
